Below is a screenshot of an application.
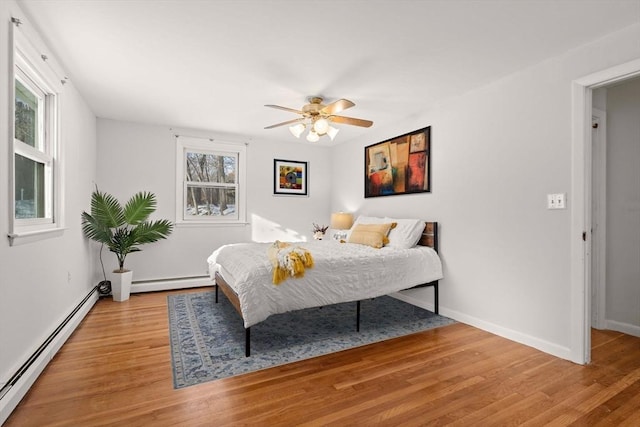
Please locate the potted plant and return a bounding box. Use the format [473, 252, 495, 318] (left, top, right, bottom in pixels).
[81, 189, 173, 301]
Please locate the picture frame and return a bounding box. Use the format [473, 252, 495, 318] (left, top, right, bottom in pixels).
[364, 126, 431, 198]
[274, 159, 308, 196]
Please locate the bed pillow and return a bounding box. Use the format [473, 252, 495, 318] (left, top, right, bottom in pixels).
[384, 217, 425, 249]
[347, 222, 396, 248]
[345, 215, 386, 240]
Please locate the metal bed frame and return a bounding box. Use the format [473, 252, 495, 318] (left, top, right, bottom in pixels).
[214, 221, 440, 357]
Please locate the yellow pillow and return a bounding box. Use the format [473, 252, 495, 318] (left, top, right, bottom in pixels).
[347, 223, 396, 248]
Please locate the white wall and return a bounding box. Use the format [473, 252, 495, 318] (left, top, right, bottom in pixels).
[96, 119, 332, 282]
[331, 23, 640, 360]
[605, 77, 640, 333]
[0, 0, 97, 389]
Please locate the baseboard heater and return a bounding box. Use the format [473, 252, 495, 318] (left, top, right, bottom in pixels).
[0, 286, 98, 423]
[131, 275, 212, 293]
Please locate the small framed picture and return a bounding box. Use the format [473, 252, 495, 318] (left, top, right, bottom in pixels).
[274, 159, 308, 196]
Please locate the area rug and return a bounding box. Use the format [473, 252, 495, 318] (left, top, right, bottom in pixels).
[168, 290, 454, 388]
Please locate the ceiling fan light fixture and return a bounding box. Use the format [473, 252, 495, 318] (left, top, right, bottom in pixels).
[327, 126, 339, 141]
[289, 123, 306, 138]
[313, 117, 330, 135]
[306, 130, 320, 142]
[265, 96, 372, 143]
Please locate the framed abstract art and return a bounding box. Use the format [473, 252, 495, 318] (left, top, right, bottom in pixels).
[274, 159, 308, 196]
[364, 126, 431, 198]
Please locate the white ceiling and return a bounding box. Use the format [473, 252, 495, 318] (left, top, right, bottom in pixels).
[16, 0, 640, 146]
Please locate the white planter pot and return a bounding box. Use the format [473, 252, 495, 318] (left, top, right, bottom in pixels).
[109, 270, 133, 302]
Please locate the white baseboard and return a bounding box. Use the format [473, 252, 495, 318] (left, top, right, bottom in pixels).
[131, 276, 213, 293]
[605, 319, 640, 338]
[390, 291, 435, 312]
[390, 292, 574, 363]
[0, 289, 98, 425]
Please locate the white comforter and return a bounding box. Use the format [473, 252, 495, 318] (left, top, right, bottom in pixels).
[207, 240, 443, 328]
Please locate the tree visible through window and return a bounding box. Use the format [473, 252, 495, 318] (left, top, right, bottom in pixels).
[176, 136, 246, 224]
[185, 151, 236, 217]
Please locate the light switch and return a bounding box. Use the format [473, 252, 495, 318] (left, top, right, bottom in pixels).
[547, 193, 566, 209]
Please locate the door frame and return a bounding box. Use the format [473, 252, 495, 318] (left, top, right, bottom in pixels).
[591, 108, 606, 330]
[571, 58, 640, 364]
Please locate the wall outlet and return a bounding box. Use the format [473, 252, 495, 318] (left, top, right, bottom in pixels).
[547, 193, 566, 209]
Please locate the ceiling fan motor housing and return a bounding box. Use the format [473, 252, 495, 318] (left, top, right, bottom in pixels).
[302, 97, 326, 117]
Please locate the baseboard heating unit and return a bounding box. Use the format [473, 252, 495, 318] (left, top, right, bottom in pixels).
[0, 286, 98, 425]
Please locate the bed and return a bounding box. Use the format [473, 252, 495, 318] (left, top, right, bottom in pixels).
[207, 219, 442, 356]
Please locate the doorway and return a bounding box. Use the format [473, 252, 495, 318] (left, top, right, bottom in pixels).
[571, 58, 640, 364]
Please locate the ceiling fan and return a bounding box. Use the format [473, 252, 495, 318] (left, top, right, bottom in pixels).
[264, 96, 373, 142]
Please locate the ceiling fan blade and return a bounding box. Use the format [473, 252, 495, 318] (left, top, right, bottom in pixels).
[264, 117, 305, 129]
[321, 98, 355, 115]
[330, 115, 373, 128]
[265, 104, 305, 115]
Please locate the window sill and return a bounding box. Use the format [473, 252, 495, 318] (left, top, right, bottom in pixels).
[8, 227, 66, 246]
[175, 221, 249, 228]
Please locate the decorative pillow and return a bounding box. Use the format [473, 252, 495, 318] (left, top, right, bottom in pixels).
[347, 223, 396, 248]
[385, 217, 425, 249]
[346, 215, 387, 240]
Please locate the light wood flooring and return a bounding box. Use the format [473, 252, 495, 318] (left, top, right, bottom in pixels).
[5, 287, 640, 426]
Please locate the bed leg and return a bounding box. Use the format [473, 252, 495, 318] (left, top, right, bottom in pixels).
[434, 282, 439, 315]
[245, 327, 251, 357]
[215, 283, 219, 303]
[356, 301, 361, 332]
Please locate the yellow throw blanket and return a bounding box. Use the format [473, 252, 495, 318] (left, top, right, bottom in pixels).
[267, 241, 314, 285]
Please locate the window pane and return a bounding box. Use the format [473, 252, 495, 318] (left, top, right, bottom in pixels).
[15, 154, 45, 219]
[15, 78, 41, 149]
[185, 186, 236, 217]
[185, 152, 236, 184]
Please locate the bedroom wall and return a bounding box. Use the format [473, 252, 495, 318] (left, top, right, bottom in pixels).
[331, 23, 640, 360]
[0, 0, 97, 393]
[605, 77, 640, 335]
[96, 119, 332, 282]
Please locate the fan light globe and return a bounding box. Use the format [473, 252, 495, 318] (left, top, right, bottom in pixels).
[327, 126, 339, 141]
[289, 123, 305, 138]
[313, 118, 330, 135]
[306, 130, 320, 142]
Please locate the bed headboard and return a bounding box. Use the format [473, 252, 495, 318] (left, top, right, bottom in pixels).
[417, 221, 438, 252]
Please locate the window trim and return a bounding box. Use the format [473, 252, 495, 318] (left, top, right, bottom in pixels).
[175, 136, 247, 226]
[9, 22, 64, 246]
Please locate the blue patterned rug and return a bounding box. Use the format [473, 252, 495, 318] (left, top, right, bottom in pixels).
[168, 290, 454, 388]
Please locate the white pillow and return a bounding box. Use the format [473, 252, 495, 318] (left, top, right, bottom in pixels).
[352, 215, 386, 225]
[384, 217, 425, 249]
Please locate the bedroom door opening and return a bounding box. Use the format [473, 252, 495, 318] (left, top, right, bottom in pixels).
[572, 58, 640, 365]
[591, 78, 640, 341]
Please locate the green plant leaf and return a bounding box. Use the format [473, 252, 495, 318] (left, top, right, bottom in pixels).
[91, 190, 125, 227]
[81, 212, 112, 244]
[132, 220, 174, 245]
[123, 192, 156, 225]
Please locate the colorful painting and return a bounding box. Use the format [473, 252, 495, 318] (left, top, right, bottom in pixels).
[364, 127, 431, 198]
[274, 159, 308, 196]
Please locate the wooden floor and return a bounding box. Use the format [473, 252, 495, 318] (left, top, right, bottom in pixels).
[6, 287, 640, 426]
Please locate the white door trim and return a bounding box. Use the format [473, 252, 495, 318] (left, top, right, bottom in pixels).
[591, 108, 607, 330]
[571, 58, 640, 364]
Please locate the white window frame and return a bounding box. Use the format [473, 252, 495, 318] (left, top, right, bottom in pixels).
[175, 136, 247, 225]
[9, 23, 64, 246]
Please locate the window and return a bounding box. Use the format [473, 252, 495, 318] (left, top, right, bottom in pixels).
[176, 136, 247, 224]
[9, 22, 63, 245]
